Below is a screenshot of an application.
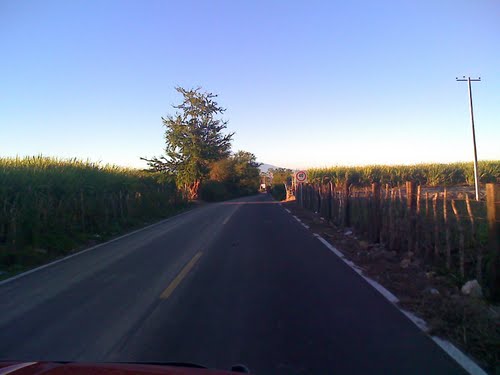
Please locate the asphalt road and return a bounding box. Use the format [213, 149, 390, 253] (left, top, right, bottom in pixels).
[0, 193, 467, 374]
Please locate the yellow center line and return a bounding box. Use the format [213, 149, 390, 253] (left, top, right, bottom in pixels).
[160, 252, 203, 300]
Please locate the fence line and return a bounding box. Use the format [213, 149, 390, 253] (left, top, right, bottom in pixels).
[296, 182, 499, 298]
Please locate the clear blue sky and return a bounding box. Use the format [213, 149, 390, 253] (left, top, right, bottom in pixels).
[1, 0, 499, 169]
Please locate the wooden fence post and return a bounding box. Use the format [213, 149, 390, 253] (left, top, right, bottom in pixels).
[465, 193, 480, 281]
[406, 181, 417, 254]
[424, 192, 430, 258]
[307, 184, 311, 209]
[310, 184, 314, 210]
[425, 192, 429, 216]
[328, 181, 333, 221]
[318, 184, 322, 215]
[371, 182, 381, 243]
[303, 183, 307, 208]
[389, 189, 395, 249]
[313, 184, 316, 212]
[301, 183, 305, 208]
[486, 183, 500, 301]
[299, 183, 303, 207]
[297, 183, 301, 207]
[433, 193, 439, 258]
[451, 199, 465, 278]
[343, 181, 350, 227]
[443, 188, 451, 270]
[336, 186, 342, 225]
[415, 185, 421, 254]
[310, 184, 314, 211]
[319, 183, 324, 217]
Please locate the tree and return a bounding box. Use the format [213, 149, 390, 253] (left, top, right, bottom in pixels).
[209, 158, 235, 183]
[269, 167, 293, 186]
[143, 87, 233, 199]
[209, 151, 261, 193]
[232, 151, 261, 191]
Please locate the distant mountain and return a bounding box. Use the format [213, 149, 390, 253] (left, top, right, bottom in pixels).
[258, 163, 279, 173]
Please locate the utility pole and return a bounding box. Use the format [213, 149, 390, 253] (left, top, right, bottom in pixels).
[456, 76, 481, 201]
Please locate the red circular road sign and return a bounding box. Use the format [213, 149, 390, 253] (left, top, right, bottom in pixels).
[295, 170, 307, 183]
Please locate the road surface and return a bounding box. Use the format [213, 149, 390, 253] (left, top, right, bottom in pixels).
[0, 194, 467, 374]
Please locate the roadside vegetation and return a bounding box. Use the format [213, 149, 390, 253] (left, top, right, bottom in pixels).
[0, 156, 187, 278]
[201, 151, 260, 201]
[267, 168, 292, 201]
[291, 163, 500, 372]
[270, 184, 286, 201]
[308, 161, 500, 187]
[142, 87, 260, 201]
[1, 87, 260, 278]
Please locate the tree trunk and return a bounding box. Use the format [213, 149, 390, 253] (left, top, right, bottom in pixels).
[188, 180, 201, 200]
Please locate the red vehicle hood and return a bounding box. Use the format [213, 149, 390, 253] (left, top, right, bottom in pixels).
[0, 361, 241, 375]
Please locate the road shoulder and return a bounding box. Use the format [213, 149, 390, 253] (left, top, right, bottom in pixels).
[0, 204, 200, 285]
[279, 199, 496, 375]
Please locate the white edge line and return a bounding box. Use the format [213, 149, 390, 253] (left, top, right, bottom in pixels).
[281, 209, 487, 375]
[312, 233, 487, 375]
[292, 215, 310, 230]
[432, 337, 487, 375]
[362, 276, 400, 304]
[284, 208, 291, 213]
[313, 234, 345, 258]
[0, 362, 38, 375]
[313, 234, 399, 304]
[401, 309, 429, 331]
[0, 208, 195, 286]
